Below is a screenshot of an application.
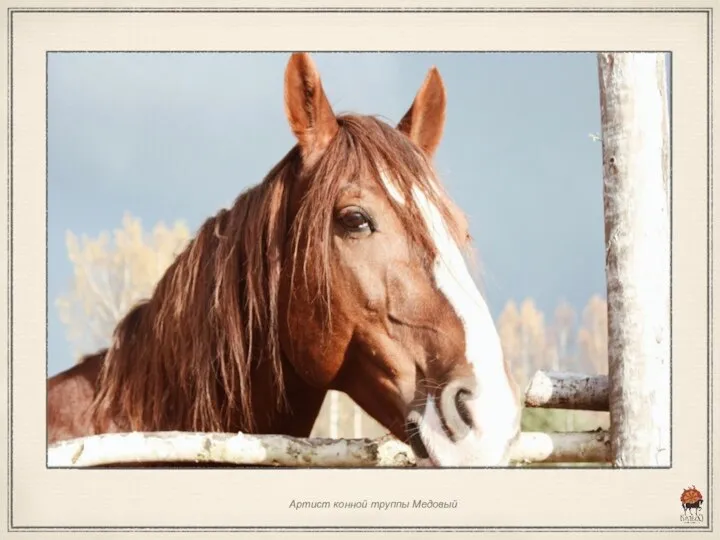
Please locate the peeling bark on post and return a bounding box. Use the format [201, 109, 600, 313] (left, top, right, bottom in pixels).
[597, 53, 670, 467]
[524, 371, 609, 411]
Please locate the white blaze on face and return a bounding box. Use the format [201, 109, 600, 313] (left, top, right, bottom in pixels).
[381, 171, 520, 466]
[381, 171, 405, 204]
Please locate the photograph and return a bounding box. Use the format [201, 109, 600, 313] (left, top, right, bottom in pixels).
[46, 50, 664, 469]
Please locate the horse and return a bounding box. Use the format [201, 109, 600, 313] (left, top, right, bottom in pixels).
[47, 52, 522, 467]
[683, 499, 703, 516]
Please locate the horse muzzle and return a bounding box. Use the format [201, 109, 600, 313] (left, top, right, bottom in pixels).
[404, 376, 521, 467]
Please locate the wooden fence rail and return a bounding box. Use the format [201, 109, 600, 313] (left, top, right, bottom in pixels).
[524, 370, 609, 411]
[47, 370, 611, 468]
[47, 429, 610, 468]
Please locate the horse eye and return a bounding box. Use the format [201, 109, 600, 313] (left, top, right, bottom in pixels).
[339, 210, 373, 232]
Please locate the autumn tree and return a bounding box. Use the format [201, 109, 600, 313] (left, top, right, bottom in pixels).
[497, 299, 547, 388]
[56, 213, 191, 360]
[548, 300, 577, 371]
[497, 300, 524, 385]
[503, 296, 609, 436]
[576, 295, 609, 375]
[518, 299, 547, 384]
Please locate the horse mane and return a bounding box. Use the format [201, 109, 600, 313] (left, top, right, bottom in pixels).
[89, 114, 468, 435]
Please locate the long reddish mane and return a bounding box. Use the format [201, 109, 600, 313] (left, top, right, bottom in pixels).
[89, 114, 468, 435]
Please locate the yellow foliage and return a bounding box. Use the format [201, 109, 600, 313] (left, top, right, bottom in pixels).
[498, 295, 608, 392]
[56, 212, 191, 362]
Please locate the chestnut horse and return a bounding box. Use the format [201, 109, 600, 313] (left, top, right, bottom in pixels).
[47, 52, 522, 467]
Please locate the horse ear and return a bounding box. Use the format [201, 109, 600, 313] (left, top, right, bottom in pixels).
[284, 52, 339, 162]
[397, 66, 446, 157]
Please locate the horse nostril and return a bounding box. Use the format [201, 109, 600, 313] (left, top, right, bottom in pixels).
[405, 420, 429, 459]
[438, 381, 476, 441]
[454, 387, 474, 428]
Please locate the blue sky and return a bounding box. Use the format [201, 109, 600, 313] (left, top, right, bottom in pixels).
[47, 52, 607, 376]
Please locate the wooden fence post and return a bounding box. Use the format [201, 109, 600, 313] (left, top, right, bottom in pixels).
[597, 53, 671, 466]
